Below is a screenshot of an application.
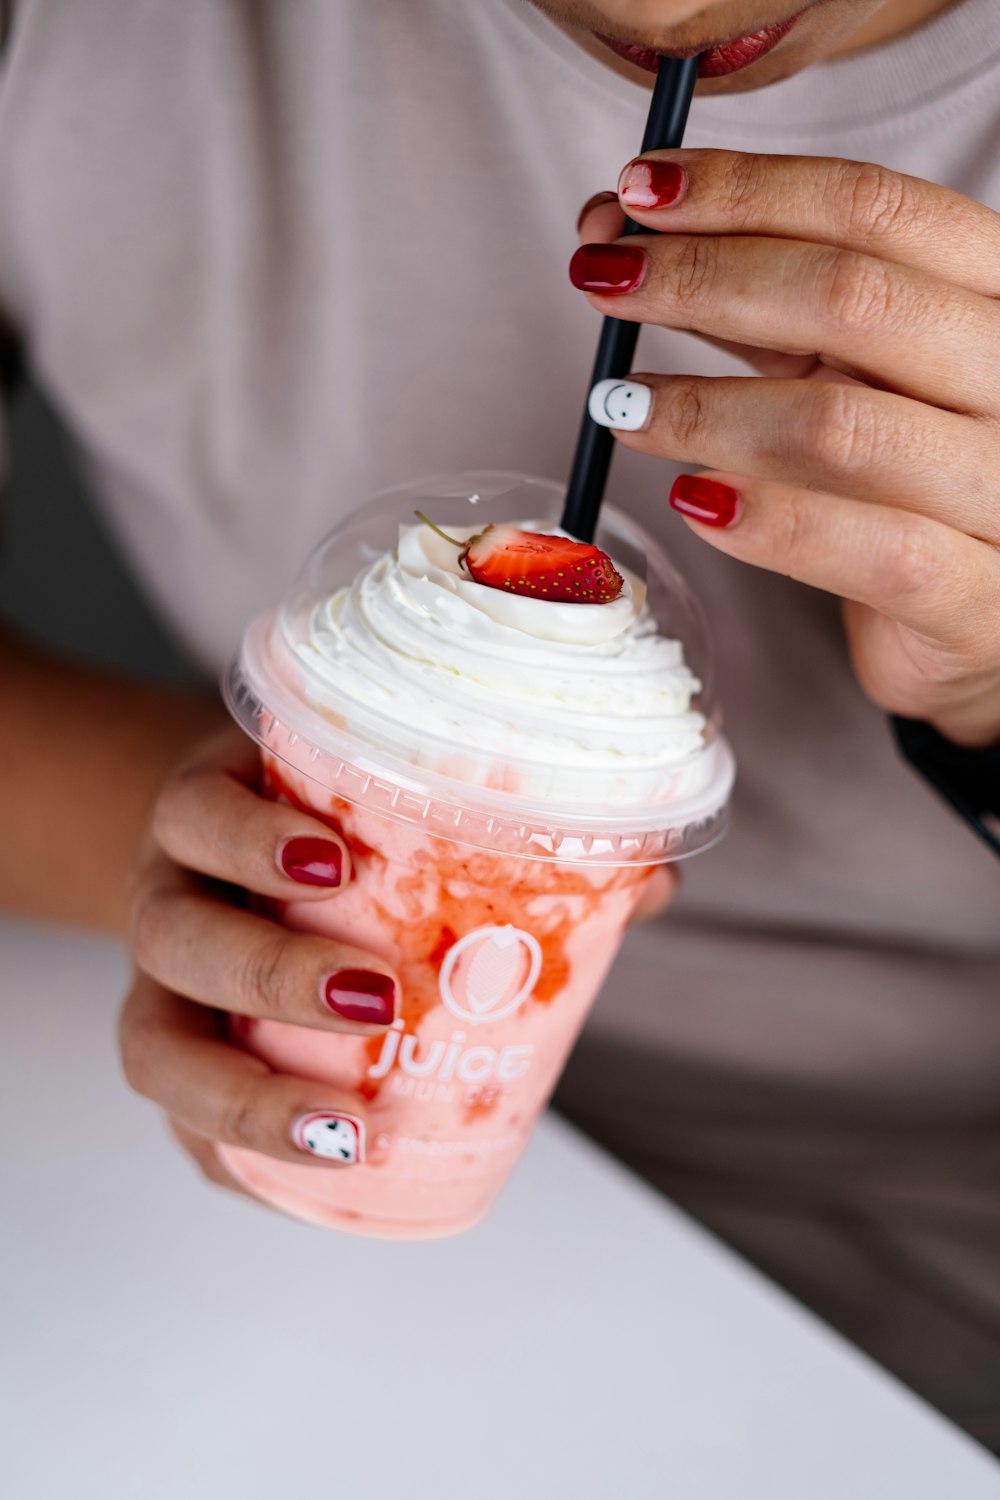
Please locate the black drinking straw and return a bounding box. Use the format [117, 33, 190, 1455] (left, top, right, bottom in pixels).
[560, 55, 701, 541]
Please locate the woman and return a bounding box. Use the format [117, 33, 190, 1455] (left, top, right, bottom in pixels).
[1, 0, 998, 1444]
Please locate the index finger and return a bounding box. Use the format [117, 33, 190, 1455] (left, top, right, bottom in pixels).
[617, 150, 1000, 298]
[152, 727, 352, 899]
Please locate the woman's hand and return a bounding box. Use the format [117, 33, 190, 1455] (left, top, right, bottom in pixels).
[119, 729, 400, 1196]
[120, 728, 677, 1203]
[572, 151, 1000, 749]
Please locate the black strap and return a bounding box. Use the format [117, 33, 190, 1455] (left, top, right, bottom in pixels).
[891, 715, 1000, 859]
[0, 0, 23, 398]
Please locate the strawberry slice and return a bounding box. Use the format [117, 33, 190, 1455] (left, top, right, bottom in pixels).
[464, 526, 624, 603]
[417, 515, 624, 604]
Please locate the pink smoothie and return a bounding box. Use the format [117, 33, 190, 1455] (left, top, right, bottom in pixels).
[219, 745, 652, 1237]
[220, 475, 733, 1239]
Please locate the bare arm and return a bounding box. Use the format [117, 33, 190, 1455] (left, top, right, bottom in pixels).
[0, 621, 226, 931]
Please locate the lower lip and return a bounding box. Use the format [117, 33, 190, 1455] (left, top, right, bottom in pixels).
[597, 14, 801, 79]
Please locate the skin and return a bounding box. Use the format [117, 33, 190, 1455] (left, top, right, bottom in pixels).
[537, 0, 957, 93]
[3, 0, 981, 1203]
[568, 0, 1000, 753]
[119, 728, 674, 1200]
[574, 161, 1000, 747]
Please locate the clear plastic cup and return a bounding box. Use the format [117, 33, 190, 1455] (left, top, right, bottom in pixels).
[219, 472, 734, 1238]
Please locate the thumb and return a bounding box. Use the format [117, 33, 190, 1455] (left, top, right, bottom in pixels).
[630, 864, 680, 924]
[577, 190, 627, 243]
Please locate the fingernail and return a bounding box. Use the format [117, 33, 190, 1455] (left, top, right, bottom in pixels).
[279, 836, 345, 888]
[322, 969, 397, 1025]
[569, 243, 646, 294]
[588, 378, 652, 431]
[292, 1110, 365, 1164]
[576, 189, 618, 234]
[619, 159, 687, 211]
[669, 475, 742, 528]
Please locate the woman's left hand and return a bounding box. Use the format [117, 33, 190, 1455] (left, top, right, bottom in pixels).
[572, 150, 1000, 748]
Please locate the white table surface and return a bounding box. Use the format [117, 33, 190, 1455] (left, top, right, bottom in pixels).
[2, 917, 998, 1500]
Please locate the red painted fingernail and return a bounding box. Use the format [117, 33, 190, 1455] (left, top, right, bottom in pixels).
[279, 836, 345, 887]
[323, 969, 397, 1026]
[669, 475, 742, 528]
[576, 189, 619, 234]
[619, 159, 687, 211]
[569, 243, 646, 294]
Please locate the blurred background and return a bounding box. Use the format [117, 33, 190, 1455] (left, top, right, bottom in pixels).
[1, 380, 198, 683]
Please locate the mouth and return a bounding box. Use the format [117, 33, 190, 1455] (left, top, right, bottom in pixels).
[596, 11, 803, 79]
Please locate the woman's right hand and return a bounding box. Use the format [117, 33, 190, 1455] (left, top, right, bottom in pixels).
[118, 729, 400, 1199]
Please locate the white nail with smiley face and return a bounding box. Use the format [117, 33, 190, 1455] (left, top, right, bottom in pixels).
[588, 378, 652, 431]
[292, 1111, 365, 1164]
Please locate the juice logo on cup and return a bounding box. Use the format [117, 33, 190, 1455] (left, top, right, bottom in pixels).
[365, 924, 542, 1093]
[439, 925, 542, 1025]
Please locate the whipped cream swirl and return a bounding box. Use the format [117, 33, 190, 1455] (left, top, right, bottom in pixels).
[290, 522, 706, 801]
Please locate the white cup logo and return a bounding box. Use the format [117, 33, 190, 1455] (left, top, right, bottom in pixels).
[439, 924, 542, 1025]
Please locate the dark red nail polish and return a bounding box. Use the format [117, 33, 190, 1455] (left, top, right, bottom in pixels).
[569, 243, 646, 295]
[669, 475, 742, 528]
[323, 969, 397, 1025]
[279, 836, 345, 887]
[576, 190, 619, 235]
[619, 159, 687, 211]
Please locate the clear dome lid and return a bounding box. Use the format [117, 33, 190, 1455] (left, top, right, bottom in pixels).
[225, 471, 735, 864]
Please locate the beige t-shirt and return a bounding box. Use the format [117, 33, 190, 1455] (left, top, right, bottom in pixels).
[1, 0, 999, 1438]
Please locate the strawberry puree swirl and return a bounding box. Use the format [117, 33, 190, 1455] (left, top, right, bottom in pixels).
[290, 521, 707, 802]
